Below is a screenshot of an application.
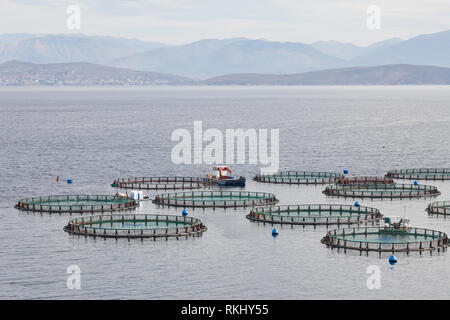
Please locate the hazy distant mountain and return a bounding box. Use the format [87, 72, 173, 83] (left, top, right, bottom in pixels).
[203, 65, 450, 85]
[351, 30, 450, 67]
[0, 34, 165, 64]
[112, 38, 244, 78]
[366, 38, 403, 50]
[0, 61, 193, 85]
[111, 30, 448, 77]
[311, 38, 402, 60]
[311, 41, 365, 60]
[1, 30, 449, 82]
[112, 38, 345, 79]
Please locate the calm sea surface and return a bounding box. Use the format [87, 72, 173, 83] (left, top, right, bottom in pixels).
[0, 86, 449, 299]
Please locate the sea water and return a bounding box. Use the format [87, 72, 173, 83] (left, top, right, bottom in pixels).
[0, 86, 450, 299]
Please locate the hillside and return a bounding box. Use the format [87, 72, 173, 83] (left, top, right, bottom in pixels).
[0, 61, 193, 86]
[203, 65, 450, 85]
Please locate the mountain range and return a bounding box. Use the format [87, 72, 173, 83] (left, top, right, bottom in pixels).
[111, 38, 345, 78]
[0, 34, 164, 65]
[0, 30, 449, 82]
[310, 38, 402, 60]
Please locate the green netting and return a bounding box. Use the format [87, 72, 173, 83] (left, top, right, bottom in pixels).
[322, 226, 448, 253]
[254, 171, 341, 184]
[153, 191, 278, 208]
[386, 168, 450, 180]
[323, 183, 440, 199]
[111, 177, 212, 190]
[64, 214, 207, 239]
[335, 232, 432, 243]
[247, 204, 382, 225]
[336, 176, 393, 185]
[15, 194, 139, 214]
[427, 201, 450, 216]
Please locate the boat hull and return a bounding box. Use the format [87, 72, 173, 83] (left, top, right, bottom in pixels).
[215, 177, 246, 187]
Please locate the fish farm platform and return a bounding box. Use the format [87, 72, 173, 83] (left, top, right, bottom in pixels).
[386, 168, 450, 180]
[323, 183, 440, 199]
[246, 204, 382, 226]
[336, 176, 394, 185]
[111, 177, 212, 190]
[152, 191, 278, 208]
[63, 214, 207, 239]
[14, 195, 138, 214]
[427, 201, 450, 216]
[253, 171, 342, 184]
[322, 226, 448, 253]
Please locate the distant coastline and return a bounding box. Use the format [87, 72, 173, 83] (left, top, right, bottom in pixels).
[1, 61, 449, 86]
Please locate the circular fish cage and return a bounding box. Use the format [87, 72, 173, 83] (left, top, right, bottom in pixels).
[63, 214, 207, 239]
[14, 195, 138, 214]
[246, 204, 382, 226]
[323, 183, 440, 199]
[322, 226, 449, 253]
[153, 191, 278, 208]
[253, 171, 342, 184]
[427, 201, 450, 216]
[336, 176, 394, 185]
[386, 168, 450, 181]
[111, 177, 212, 190]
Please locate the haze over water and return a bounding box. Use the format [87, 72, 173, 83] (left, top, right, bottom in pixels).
[0, 86, 449, 299]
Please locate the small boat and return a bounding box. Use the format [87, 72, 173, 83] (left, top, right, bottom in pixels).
[380, 216, 410, 233]
[210, 166, 246, 187]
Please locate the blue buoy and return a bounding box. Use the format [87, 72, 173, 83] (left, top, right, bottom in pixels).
[414, 181, 418, 185]
[182, 209, 188, 216]
[354, 201, 360, 207]
[272, 228, 279, 237]
[343, 169, 349, 174]
[67, 179, 73, 184]
[389, 255, 398, 265]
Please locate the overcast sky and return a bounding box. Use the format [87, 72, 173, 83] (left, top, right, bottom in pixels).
[0, 0, 449, 46]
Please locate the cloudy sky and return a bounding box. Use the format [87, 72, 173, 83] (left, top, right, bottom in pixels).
[0, 0, 449, 45]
